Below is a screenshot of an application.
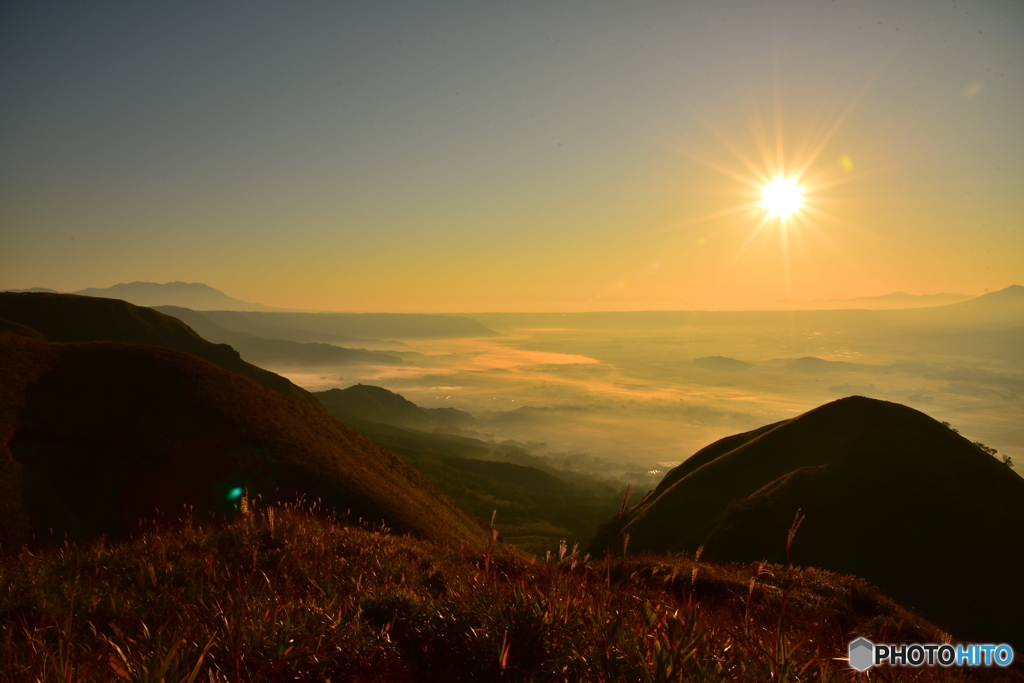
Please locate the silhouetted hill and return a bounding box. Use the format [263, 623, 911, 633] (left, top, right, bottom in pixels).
[589, 396, 1024, 648]
[156, 306, 403, 367]
[0, 332, 489, 552]
[959, 283, 1024, 306]
[905, 283, 1024, 328]
[196, 310, 498, 341]
[73, 281, 278, 311]
[0, 316, 46, 340]
[2, 287, 59, 294]
[316, 384, 474, 431]
[693, 356, 751, 371]
[0, 293, 322, 410]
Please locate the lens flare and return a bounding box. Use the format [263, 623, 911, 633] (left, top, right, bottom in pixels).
[761, 178, 804, 219]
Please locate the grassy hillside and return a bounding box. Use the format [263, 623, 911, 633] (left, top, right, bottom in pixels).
[590, 396, 1024, 649]
[5, 504, 1008, 683]
[0, 332, 489, 552]
[0, 292, 323, 410]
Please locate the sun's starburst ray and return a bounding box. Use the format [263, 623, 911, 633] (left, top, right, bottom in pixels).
[793, 78, 876, 179]
[642, 201, 764, 241]
[668, 68, 892, 309]
[773, 69, 785, 180]
[671, 79, 882, 306]
[692, 114, 774, 187]
[683, 151, 767, 191]
[792, 101, 831, 167]
[800, 160, 907, 194]
[740, 96, 781, 182]
[790, 212, 875, 281]
[699, 105, 769, 175]
[709, 215, 772, 293]
[797, 203, 867, 236]
[792, 111, 852, 179]
[781, 227, 793, 301]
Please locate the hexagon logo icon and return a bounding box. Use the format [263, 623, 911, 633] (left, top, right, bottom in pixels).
[849, 637, 874, 671]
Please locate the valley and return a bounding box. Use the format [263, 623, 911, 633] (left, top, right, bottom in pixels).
[1, 289, 1022, 679]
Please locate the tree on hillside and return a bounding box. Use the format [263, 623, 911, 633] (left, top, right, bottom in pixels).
[969, 439, 1013, 469]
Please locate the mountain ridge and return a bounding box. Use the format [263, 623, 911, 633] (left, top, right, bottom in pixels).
[193, 309, 499, 341]
[772, 290, 975, 310]
[155, 306, 404, 367]
[72, 281, 281, 311]
[0, 292, 323, 410]
[316, 384, 475, 431]
[0, 332, 490, 552]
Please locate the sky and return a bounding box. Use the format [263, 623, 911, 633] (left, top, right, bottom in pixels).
[1, 0, 1022, 312]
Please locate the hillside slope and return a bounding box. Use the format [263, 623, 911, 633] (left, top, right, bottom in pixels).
[0, 292, 322, 410]
[193, 309, 498, 341]
[0, 333, 490, 552]
[590, 396, 1024, 648]
[317, 384, 474, 431]
[156, 306, 403, 367]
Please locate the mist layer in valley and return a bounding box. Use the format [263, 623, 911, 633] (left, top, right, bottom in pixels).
[188, 288, 1023, 482]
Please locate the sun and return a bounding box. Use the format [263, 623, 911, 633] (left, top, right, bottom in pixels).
[664, 85, 873, 305]
[761, 178, 804, 220]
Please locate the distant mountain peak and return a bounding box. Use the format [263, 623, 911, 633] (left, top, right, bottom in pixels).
[73, 281, 279, 311]
[104, 281, 220, 292]
[693, 356, 751, 371]
[933, 283, 1024, 311]
[771, 291, 976, 310]
[978, 284, 1024, 299]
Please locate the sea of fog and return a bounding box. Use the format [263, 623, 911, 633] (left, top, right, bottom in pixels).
[275, 313, 1022, 479]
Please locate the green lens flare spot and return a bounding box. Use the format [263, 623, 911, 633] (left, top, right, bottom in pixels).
[226, 487, 244, 501]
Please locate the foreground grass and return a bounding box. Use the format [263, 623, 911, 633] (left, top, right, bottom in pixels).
[2, 505, 1019, 682]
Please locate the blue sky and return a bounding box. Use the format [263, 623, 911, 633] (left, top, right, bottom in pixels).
[2, 1, 1022, 310]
